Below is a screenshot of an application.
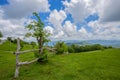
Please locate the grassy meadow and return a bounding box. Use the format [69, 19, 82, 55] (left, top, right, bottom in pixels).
[0, 41, 120, 80]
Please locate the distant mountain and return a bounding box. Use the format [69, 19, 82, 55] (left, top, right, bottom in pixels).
[47, 40, 120, 48]
[87, 40, 120, 48]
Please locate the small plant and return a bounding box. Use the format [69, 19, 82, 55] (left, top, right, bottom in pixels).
[37, 53, 48, 63]
[55, 41, 68, 54]
[34, 48, 48, 63]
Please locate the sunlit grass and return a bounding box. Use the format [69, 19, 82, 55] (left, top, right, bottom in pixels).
[0, 47, 120, 80]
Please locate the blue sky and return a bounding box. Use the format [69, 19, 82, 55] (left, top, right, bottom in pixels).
[0, 0, 120, 40]
[0, 0, 8, 5]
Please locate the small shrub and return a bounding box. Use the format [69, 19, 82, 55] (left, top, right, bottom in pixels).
[55, 42, 68, 54]
[34, 49, 48, 63]
[68, 46, 75, 53]
[37, 53, 48, 63]
[108, 46, 113, 49]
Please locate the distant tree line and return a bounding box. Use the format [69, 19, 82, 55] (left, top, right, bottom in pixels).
[7, 37, 37, 49]
[0, 31, 3, 42]
[7, 37, 29, 44]
[54, 41, 113, 54]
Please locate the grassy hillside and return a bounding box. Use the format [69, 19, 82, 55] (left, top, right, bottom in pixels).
[0, 41, 120, 80]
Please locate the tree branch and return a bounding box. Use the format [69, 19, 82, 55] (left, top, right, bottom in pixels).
[18, 58, 39, 66]
[16, 49, 40, 54]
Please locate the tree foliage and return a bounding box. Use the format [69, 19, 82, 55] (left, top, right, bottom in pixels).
[25, 12, 50, 54]
[0, 31, 3, 38]
[55, 42, 68, 54]
[68, 44, 112, 53]
[30, 41, 36, 48]
[25, 12, 50, 63]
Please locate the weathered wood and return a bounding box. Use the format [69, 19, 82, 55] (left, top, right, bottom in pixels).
[14, 64, 20, 78]
[17, 47, 56, 54]
[17, 49, 40, 54]
[44, 46, 56, 52]
[14, 38, 56, 78]
[14, 38, 21, 78]
[18, 58, 39, 65]
[17, 38, 21, 51]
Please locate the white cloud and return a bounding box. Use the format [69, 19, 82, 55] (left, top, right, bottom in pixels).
[0, 18, 28, 39]
[63, 21, 77, 36]
[0, 0, 50, 40]
[84, 0, 120, 22]
[44, 26, 54, 35]
[47, 0, 120, 40]
[54, 31, 64, 38]
[88, 21, 120, 40]
[48, 9, 67, 31]
[62, 0, 120, 40]
[63, 0, 91, 23]
[98, 0, 120, 22]
[78, 27, 87, 34]
[48, 9, 67, 38]
[1, 0, 50, 19]
[1, 0, 120, 40]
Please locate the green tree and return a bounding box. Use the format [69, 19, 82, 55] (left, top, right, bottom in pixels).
[0, 31, 3, 38]
[7, 37, 12, 42]
[25, 12, 50, 55]
[0, 31, 3, 42]
[68, 46, 75, 53]
[55, 42, 68, 54]
[31, 41, 36, 48]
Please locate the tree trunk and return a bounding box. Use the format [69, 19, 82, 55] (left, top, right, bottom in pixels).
[38, 37, 43, 54]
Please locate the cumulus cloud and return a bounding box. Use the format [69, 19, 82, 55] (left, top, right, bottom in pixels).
[63, 0, 120, 22]
[98, 0, 120, 22]
[62, 0, 120, 40]
[1, 0, 50, 19]
[0, 18, 28, 39]
[1, 0, 120, 40]
[63, 0, 91, 23]
[48, 9, 67, 38]
[88, 21, 120, 39]
[54, 31, 64, 38]
[82, 0, 120, 22]
[48, 9, 67, 30]
[0, 0, 50, 40]
[78, 27, 87, 34]
[44, 26, 54, 35]
[63, 21, 77, 36]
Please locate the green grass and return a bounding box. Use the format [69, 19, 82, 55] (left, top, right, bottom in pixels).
[0, 42, 120, 80]
[0, 41, 17, 51]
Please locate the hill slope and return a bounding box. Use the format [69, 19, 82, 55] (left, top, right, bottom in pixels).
[0, 48, 120, 80]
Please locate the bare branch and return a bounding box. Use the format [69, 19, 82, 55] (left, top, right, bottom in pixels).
[17, 49, 39, 54]
[17, 47, 56, 54]
[18, 58, 39, 66]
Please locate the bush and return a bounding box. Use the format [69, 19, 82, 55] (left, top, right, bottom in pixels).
[37, 53, 48, 63]
[68, 44, 107, 53]
[34, 48, 48, 63]
[91, 44, 104, 50]
[31, 42, 36, 48]
[55, 42, 113, 54]
[55, 42, 68, 54]
[108, 46, 113, 49]
[68, 46, 75, 53]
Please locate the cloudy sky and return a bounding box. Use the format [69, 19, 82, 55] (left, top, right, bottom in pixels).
[0, 0, 120, 41]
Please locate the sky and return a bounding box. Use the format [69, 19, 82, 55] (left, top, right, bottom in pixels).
[0, 0, 120, 41]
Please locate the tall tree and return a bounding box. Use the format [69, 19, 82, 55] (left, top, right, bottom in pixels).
[0, 31, 3, 42]
[0, 31, 3, 38]
[25, 12, 50, 54]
